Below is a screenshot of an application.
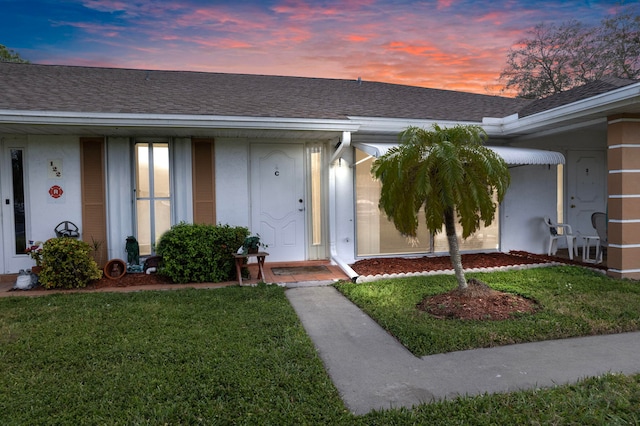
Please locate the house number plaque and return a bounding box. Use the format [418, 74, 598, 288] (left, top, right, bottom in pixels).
[48, 159, 63, 179]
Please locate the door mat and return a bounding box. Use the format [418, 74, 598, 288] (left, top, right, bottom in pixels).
[270, 266, 330, 276]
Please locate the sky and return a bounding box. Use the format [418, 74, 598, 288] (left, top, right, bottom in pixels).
[1, 0, 634, 96]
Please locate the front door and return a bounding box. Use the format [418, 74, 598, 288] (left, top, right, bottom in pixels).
[250, 144, 305, 262]
[1, 145, 33, 273]
[567, 150, 606, 236]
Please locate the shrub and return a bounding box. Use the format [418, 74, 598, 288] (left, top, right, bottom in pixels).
[38, 238, 103, 289]
[156, 222, 249, 283]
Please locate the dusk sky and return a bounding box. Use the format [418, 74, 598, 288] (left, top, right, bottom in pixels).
[1, 0, 634, 96]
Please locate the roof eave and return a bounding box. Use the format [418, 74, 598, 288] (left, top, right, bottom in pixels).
[0, 110, 361, 133]
[348, 116, 482, 134]
[500, 82, 640, 136]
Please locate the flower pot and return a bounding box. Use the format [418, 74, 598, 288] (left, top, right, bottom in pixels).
[31, 266, 42, 275]
[248, 247, 259, 254]
[104, 259, 127, 280]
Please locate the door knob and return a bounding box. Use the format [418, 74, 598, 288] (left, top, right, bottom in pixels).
[570, 204, 576, 208]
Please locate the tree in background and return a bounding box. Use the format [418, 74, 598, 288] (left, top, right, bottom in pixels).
[0, 44, 29, 63]
[500, 6, 639, 99]
[371, 124, 510, 290]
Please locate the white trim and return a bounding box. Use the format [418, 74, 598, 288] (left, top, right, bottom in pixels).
[609, 219, 640, 223]
[502, 82, 640, 136]
[608, 268, 640, 274]
[0, 109, 361, 132]
[609, 194, 640, 198]
[346, 116, 478, 134]
[609, 169, 640, 174]
[608, 117, 640, 125]
[609, 243, 640, 248]
[609, 144, 640, 149]
[330, 131, 352, 164]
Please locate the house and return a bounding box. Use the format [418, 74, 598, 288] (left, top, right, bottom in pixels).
[1, 63, 639, 279]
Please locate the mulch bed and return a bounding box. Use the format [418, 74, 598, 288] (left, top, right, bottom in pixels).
[350, 250, 606, 276]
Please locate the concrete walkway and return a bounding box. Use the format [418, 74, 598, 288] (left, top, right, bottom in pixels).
[286, 286, 640, 415]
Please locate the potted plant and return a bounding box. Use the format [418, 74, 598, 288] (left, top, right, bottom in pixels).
[242, 234, 267, 254]
[25, 241, 44, 273]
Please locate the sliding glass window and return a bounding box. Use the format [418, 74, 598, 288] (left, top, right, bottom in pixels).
[354, 147, 499, 256]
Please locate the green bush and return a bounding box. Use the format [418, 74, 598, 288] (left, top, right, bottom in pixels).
[38, 238, 103, 289]
[156, 222, 249, 283]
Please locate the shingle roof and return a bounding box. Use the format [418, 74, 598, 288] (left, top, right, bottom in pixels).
[517, 77, 639, 117]
[0, 62, 531, 122]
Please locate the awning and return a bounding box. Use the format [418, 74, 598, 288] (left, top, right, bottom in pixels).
[353, 142, 565, 165]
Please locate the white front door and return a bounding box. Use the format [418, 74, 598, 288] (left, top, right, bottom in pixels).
[567, 150, 606, 236]
[251, 144, 306, 262]
[1, 145, 33, 273]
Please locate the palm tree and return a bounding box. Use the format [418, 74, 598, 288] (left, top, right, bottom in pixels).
[371, 124, 510, 290]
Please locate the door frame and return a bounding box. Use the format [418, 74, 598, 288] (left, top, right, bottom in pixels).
[566, 149, 607, 237]
[250, 143, 307, 262]
[1, 141, 33, 273]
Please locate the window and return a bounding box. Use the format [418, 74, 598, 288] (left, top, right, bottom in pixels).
[310, 146, 323, 246]
[135, 142, 171, 255]
[10, 149, 26, 254]
[354, 148, 499, 256]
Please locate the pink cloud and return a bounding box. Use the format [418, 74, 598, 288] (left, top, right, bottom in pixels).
[345, 34, 370, 42]
[31, 0, 622, 97]
[50, 20, 125, 37]
[436, 0, 455, 10]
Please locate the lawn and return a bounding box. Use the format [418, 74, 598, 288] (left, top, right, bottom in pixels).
[0, 286, 349, 424]
[335, 265, 640, 356]
[1, 275, 639, 424]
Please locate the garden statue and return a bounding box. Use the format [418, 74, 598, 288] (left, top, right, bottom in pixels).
[125, 236, 140, 266]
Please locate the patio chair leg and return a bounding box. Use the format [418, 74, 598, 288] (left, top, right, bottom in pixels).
[566, 236, 574, 260]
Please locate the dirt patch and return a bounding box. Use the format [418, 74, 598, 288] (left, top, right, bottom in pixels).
[417, 278, 540, 321]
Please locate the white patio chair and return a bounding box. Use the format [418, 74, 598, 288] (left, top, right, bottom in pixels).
[543, 216, 577, 260]
[591, 212, 608, 263]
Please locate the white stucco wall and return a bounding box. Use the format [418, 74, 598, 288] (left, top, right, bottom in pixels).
[500, 164, 559, 254]
[215, 138, 251, 228]
[27, 135, 82, 242]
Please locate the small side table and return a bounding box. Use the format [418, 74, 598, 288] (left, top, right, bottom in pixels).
[582, 236, 601, 263]
[232, 252, 268, 285]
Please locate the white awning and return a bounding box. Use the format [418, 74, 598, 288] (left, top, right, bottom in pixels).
[353, 142, 565, 165]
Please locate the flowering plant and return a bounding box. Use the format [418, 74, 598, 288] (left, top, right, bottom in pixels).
[25, 241, 44, 267]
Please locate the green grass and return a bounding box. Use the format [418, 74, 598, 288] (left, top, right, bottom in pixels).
[0, 286, 349, 424]
[1, 276, 639, 424]
[335, 265, 640, 356]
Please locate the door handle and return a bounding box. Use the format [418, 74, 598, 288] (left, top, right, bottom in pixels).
[298, 198, 304, 211]
[570, 204, 576, 208]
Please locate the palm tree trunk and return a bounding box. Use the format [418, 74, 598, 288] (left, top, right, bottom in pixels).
[444, 208, 467, 290]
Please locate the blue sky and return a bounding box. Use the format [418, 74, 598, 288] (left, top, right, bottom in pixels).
[1, 0, 633, 95]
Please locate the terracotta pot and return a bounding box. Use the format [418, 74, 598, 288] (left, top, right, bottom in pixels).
[104, 259, 127, 280]
[31, 266, 42, 275]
